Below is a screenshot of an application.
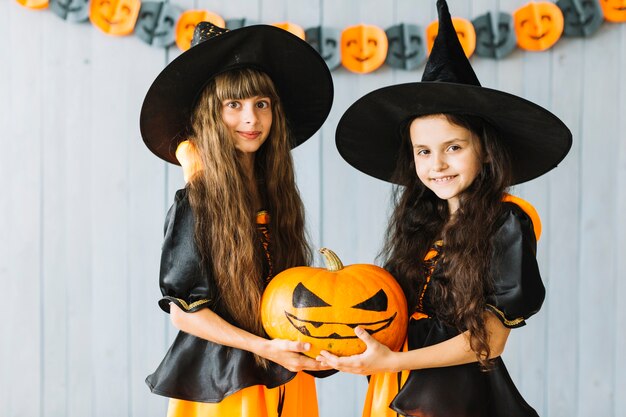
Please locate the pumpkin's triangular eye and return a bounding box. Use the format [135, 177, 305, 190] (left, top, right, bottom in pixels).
[352, 289, 387, 312]
[292, 283, 331, 308]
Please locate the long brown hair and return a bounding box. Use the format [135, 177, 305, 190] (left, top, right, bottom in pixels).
[186, 68, 311, 342]
[381, 113, 512, 367]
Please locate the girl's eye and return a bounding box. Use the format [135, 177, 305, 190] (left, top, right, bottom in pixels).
[225, 101, 240, 109]
[415, 149, 429, 156]
[447, 145, 461, 152]
[256, 100, 270, 109]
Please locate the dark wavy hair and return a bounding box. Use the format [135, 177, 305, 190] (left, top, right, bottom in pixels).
[380, 113, 512, 367]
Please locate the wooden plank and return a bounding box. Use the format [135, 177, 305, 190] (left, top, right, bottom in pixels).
[577, 22, 620, 417]
[320, 0, 393, 268]
[0, 4, 14, 417]
[317, 1, 394, 416]
[40, 13, 72, 417]
[615, 22, 626, 417]
[495, 0, 525, 388]
[288, 0, 325, 251]
[0, 4, 11, 417]
[543, 36, 583, 417]
[5, 3, 44, 417]
[89, 28, 137, 417]
[61, 23, 98, 417]
[127, 34, 171, 417]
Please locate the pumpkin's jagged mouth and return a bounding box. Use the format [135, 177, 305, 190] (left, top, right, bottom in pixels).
[284, 311, 396, 339]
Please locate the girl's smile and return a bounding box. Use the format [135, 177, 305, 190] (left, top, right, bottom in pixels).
[222, 96, 273, 154]
[409, 114, 484, 213]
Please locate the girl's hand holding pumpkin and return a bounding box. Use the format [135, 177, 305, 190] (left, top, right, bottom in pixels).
[316, 326, 399, 375]
[260, 338, 332, 372]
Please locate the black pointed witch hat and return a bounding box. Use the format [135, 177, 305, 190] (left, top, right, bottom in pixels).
[140, 23, 334, 165]
[335, 0, 571, 185]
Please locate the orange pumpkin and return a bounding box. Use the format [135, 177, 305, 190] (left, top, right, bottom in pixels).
[15, 0, 48, 9]
[261, 248, 408, 358]
[514, 1, 564, 51]
[272, 22, 305, 40]
[89, 0, 141, 36]
[600, 0, 626, 22]
[175, 10, 225, 51]
[341, 24, 388, 73]
[426, 17, 476, 58]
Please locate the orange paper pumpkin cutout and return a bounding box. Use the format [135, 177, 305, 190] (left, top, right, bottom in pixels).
[89, 0, 141, 36]
[600, 0, 626, 22]
[175, 10, 225, 51]
[15, 0, 48, 9]
[426, 17, 476, 58]
[272, 22, 305, 40]
[514, 2, 564, 51]
[341, 24, 388, 73]
[261, 248, 408, 358]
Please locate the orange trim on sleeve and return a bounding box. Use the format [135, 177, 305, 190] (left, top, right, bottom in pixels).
[502, 194, 542, 241]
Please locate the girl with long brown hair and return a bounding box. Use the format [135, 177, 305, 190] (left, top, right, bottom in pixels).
[139, 23, 333, 417]
[325, 1, 571, 416]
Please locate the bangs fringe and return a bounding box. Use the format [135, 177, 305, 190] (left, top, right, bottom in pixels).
[214, 68, 279, 102]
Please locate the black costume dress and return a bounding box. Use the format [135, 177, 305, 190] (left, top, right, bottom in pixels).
[145, 188, 319, 414]
[363, 200, 545, 417]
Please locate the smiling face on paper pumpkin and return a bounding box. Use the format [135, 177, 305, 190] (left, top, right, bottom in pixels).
[514, 2, 564, 51]
[16, 0, 48, 9]
[135, 1, 179, 47]
[341, 25, 388, 73]
[472, 12, 517, 59]
[175, 10, 225, 51]
[426, 17, 476, 58]
[385, 24, 426, 70]
[89, 0, 141, 36]
[305, 26, 341, 70]
[599, 0, 626, 22]
[49, 0, 90, 22]
[557, 0, 604, 36]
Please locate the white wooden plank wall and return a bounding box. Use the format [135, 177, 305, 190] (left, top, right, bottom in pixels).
[0, 1, 624, 416]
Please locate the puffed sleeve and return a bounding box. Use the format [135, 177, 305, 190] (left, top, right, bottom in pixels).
[486, 202, 545, 328]
[158, 188, 216, 314]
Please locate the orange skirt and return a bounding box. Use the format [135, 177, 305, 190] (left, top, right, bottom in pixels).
[362, 312, 428, 417]
[166, 371, 318, 417]
[361, 341, 410, 417]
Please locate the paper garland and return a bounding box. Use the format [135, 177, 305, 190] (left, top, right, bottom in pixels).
[15, 0, 626, 73]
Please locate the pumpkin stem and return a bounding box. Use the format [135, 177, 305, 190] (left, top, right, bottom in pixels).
[319, 248, 344, 271]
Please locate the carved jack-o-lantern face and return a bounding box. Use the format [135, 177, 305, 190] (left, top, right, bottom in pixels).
[261, 249, 408, 357]
[50, 0, 90, 22]
[16, 0, 48, 9]
[135, 1, 180, 48]
[89, 0, 141, 36]
[175, 10, 225, 51]
[514, 2, 564, 51]
[426, 17, 476, 58]
[557, 0, 604, 36]
[385, 24, 426, 70]
[272, 22, 305, 40]
[341, 25, 388, 73]
[599, 0, 626, 22]
[472, 12, 517, 59]
[306, 26, 341, 71]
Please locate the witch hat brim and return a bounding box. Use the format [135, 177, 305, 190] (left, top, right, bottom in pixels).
[335, 0, 571, 185]
[140, 24, 334, 165]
